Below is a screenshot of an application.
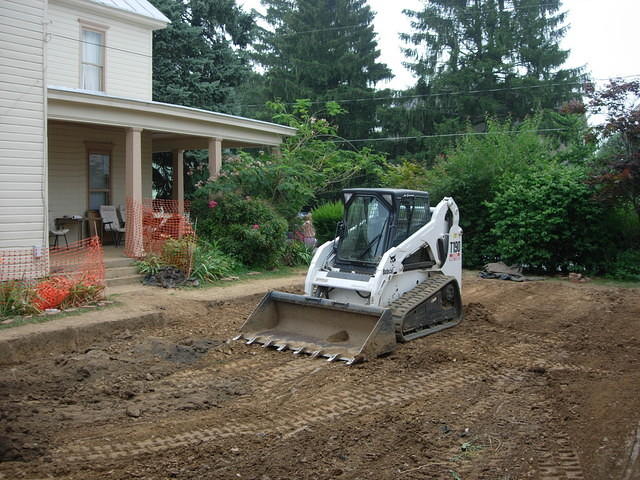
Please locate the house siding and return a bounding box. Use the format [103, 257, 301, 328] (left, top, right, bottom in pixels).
[47, 0, 153, 100]
[47, 122, 152, 226]
[0, 0, 47, 249]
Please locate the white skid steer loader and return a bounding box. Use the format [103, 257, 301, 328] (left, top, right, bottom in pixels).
[236, 189, 463, 364]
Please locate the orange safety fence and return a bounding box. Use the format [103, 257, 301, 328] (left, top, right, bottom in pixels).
[0, 236, 105, 312]
[125, 198, 196, 276]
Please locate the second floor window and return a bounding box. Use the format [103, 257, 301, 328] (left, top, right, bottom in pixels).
[81, 28, 104, 91]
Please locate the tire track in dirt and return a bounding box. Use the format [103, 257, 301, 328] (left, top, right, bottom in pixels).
[0, 308, 598, 479]
[535, 430, 585, 480]
[52, 360, 500, 464]
[42, 329, 604, 468]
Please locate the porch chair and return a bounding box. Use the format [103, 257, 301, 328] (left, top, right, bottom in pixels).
[118, 204, 126, 227]
[99, 205, 126, 247]
[49, 218, 69, 248]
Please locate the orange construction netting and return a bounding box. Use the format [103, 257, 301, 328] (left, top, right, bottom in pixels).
[0, 236, 105, 312]
[125, 198, 196, 276]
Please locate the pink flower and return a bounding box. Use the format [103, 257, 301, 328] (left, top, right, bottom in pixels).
[208, 200, 218, 208]
[251, 224, 260, 230]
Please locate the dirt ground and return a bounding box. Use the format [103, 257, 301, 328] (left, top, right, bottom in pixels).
[1, 274, 639, 480]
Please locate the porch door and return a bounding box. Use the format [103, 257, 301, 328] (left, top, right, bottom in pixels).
[88, 151, 111, 210]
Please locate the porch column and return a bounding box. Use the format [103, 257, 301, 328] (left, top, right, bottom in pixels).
[125, 127, 144, 257]
[271, 145, 282, 158]
[208, 137, 222, 179]
[172, 149, 185, 214]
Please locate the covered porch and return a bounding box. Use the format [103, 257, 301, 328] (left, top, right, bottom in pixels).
[46, 87, 296, 255]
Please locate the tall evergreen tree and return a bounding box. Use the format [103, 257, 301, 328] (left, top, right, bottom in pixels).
[384, 0, 584, 162]
[150, 0, 256, 112]
[253, 0, 392, 138]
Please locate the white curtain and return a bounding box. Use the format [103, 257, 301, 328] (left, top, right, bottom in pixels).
[81, 30, 104, 91]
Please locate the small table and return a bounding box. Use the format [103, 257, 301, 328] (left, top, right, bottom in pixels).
[55, 217, 86, 243]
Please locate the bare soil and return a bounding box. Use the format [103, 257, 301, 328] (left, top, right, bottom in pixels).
[0, 275, 639, 480]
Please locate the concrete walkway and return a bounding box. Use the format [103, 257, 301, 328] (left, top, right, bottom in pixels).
[0, 272, 306, 365]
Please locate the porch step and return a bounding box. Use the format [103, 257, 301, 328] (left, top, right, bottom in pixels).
[104, 257, 135, 269]
[105, 266, 139, 279]
[106, 275, 144, 288]
[103, 254, 143, 287]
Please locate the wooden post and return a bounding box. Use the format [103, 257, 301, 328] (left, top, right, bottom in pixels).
[125, 127, 144, 257]
[208, 137, 222, 179]
[172, 149, 185, 214]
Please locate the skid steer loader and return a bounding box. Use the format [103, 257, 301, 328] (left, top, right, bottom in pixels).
[236, 189, 463, 364]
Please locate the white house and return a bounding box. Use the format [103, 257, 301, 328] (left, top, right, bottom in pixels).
[0, 0, 296, 255]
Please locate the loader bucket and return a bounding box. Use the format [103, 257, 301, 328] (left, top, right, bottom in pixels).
[237, 291, 397, 364]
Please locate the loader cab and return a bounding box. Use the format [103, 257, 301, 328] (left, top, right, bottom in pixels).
[335, 189, 431, 272]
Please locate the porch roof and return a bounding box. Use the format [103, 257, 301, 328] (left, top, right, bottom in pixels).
[47, 86, 297, 148]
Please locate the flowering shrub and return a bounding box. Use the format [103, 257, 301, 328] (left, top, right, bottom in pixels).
[192, 192, 287, 269]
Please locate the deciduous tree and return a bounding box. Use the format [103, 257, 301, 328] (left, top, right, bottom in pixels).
[587, 79, 640, 220]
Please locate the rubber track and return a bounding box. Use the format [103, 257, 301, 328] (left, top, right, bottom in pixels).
[388, 273, 453, 319]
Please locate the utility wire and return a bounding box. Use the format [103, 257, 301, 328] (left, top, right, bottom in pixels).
[49, 32, 152, 58]
[330, 127, 571, 144]
[259, 2, 567, 38]
[230, 74, 640, 109]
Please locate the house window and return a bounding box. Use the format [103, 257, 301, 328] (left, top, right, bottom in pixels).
[88, 151, 110, 210]
[81, 28, 105, 91]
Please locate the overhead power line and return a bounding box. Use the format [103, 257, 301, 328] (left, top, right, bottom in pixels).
[331, 127, 571, 144]
[49, 32, 152, 58]
[259, 2, 567, 38]
[230, 74, 640, 109]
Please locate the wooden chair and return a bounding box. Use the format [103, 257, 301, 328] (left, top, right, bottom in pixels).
[99, 205, 126, 247]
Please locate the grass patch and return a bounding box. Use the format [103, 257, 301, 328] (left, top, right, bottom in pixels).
[450, 440, 485, 463]
[194, 265, 307, 290]
[0, 298, 121, 331]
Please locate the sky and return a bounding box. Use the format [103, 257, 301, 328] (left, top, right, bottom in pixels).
[238, 0, 640, 90]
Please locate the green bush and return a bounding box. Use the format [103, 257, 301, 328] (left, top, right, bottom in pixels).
[281, 240, 314, 267]
[134, 254, 164, 276]
[486, 162, 608, 272]
[192, 239, 241, 282]
[208, 152, 319, 224]
[424, 118, 554, 267]
[312, 201, 344, 244]
[605, 249, 640, 281]
[192, 192, 288, 269]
